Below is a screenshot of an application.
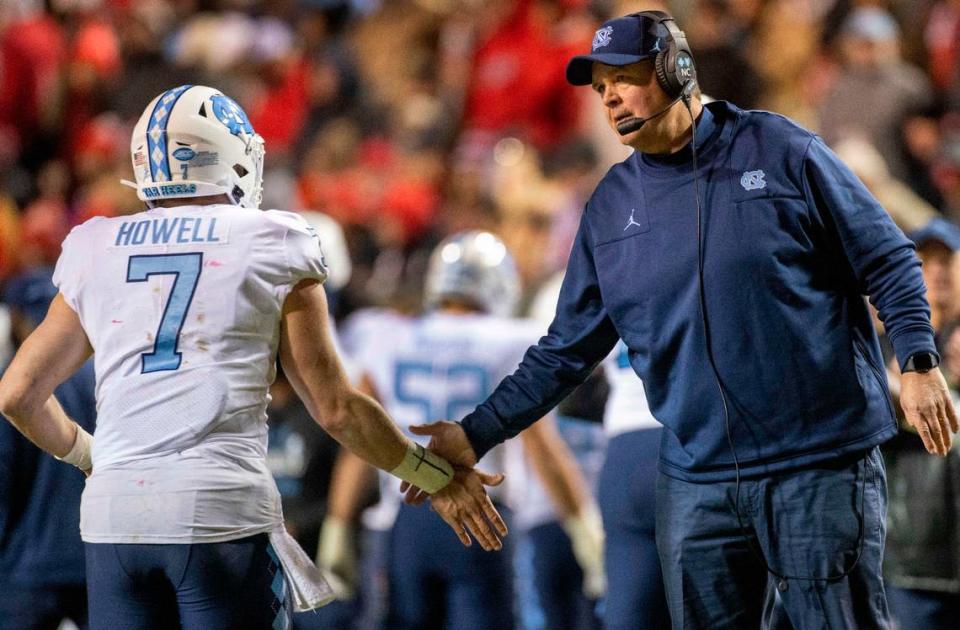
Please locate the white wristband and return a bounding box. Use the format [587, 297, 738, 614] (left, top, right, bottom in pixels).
[390, 442, 453, 494]
[57, 425, 93, 472]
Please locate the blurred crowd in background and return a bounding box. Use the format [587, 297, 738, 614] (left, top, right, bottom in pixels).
[4, 0, 960, 628]
[4, 0, 959, 316]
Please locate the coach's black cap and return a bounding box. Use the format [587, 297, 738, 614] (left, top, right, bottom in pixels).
[566, 15, 663, 86]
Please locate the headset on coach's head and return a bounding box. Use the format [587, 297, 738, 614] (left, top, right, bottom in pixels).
[636, 10, 697, 99]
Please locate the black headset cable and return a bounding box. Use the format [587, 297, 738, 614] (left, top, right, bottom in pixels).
[682, 93, 867, 591]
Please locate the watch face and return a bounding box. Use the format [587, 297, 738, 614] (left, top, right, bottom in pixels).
[908, 352, 939, 372]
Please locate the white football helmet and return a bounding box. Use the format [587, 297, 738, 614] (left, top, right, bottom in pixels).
[127, 85, 265, 209]
[425, 231, 520, 317]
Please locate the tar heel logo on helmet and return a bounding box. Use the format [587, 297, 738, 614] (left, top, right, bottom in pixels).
[211, 94, 254, 138]
[593, 26, 614, 51]
[740, 170, 767, 191]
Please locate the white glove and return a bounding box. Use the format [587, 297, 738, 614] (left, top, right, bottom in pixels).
[563, 503, 606, 599]
[315, 516, 358, 600]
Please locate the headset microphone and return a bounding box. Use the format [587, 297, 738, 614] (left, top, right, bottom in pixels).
[616, 93, 683, 136]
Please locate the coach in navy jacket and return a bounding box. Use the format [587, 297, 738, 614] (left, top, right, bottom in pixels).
[411, 11, 960, 629]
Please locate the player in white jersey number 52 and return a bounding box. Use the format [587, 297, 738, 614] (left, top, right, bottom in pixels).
[0, 85, 506, 630]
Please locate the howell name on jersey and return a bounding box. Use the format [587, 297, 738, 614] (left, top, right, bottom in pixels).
[113, 215, 228, 247]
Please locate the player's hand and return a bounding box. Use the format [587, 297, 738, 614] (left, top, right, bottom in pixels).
[400, 467, 503, 506]
[900, 368, 960, 456]
[429, 467, 508, 551]
[401, 421, 480, 504]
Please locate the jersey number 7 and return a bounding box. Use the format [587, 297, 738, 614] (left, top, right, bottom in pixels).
[126, 253, 203, 373]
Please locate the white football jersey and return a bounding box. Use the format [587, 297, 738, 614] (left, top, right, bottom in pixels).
[52, 204, 327, 543]
[602, 340, 660, 437]
[353, 310, 543, 530]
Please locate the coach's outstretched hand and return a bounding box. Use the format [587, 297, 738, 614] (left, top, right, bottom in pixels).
[429, 468, 508, 551]
[400, 421, 481, 505]
[411, 420, 479, 467]
[900, 368, 960, 456]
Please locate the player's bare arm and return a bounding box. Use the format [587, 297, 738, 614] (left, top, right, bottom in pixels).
[0, 294, 94, 472]
[317, 372, 383, 595]
[278, 278, 507, 550]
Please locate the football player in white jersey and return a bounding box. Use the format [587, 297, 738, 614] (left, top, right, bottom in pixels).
[0, 86, 506, 630]
[318, 231, 601, 629]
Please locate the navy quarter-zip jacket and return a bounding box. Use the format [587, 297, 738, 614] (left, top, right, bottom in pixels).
[462, 100, 935, 482]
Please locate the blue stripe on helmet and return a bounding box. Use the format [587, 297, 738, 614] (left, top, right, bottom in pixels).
[146, 85, 193, 183]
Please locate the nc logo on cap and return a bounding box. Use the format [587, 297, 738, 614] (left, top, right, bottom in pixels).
[593, 26, 614, 51]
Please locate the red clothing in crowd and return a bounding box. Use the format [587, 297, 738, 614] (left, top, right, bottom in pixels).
[926, 1, 960, 94]
[461, 0, 582, 149]
[248, 56, 311, 156]
[0, 14, 67, 155]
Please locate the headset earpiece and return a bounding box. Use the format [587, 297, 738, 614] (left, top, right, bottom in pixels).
[655, 51, 674, 98]
[634, 11, 697, 99]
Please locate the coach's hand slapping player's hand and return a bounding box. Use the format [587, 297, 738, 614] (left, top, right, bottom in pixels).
[899, 367, 960, 456]
[399, 421, 481, 505]
[412, 421, 479, 467]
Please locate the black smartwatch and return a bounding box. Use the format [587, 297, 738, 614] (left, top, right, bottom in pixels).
[903, 352, 940, 374]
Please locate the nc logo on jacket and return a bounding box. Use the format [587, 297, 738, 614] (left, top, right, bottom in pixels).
[740, 170, 766, 191]
[593, 26, 613, 50]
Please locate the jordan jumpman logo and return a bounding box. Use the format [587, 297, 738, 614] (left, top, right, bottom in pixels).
[624, 208, 643, 231]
